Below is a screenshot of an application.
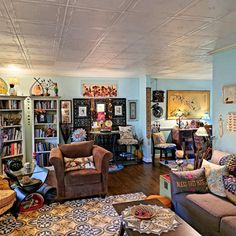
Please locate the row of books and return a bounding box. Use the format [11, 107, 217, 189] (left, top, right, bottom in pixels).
[35, 114, 57, 123]
[2, 142, 22, 157]
[0, 114, 21, 126]
[3, 128, 22, 141]
[35, 127, 57, 138]
[0, 100, 21, 109]
[36, 153, 51, 167]
[35, 142, 57, 152]
[34, 101, 57, 110]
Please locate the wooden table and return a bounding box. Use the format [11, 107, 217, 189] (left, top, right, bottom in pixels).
[113, 199, 201, 236]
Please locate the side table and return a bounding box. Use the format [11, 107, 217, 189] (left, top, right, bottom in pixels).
[5, 165, 55, 212]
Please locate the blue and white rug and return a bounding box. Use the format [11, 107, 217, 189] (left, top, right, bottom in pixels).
[0, 192, 146, 236]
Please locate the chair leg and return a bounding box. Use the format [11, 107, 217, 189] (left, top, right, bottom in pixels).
[160, 150, 163, 161]
[164, 150, 168, 164]
[172, 149, 176, 159]
[152, 148, 155, 166]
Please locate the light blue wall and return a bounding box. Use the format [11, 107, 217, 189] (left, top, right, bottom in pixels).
[213, 49, 236, 153]
[0, 74, 141, 160]
[151, 78, 212, 128]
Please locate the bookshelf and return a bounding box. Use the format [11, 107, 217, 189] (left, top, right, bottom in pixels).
[0, 96, 26, 173]
[31, 96, 60, 167]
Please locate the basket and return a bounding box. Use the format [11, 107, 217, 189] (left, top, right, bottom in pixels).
[130, 205, 156, 220]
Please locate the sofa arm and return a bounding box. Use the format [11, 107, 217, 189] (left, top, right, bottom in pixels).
[92, 145, 113, 172]
[49, 148, 65, 186]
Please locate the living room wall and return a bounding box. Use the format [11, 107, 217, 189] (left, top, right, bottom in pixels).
[213, 48, 236, 153]
[151, 78, 213, 128]
[0, 74, 143, 161]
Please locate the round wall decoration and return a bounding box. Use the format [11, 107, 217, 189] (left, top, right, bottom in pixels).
[152, 104, 163, 118]
[0, 78, 8, 95]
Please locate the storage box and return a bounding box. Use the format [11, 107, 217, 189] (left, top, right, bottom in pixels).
[159, 174, 171, 199]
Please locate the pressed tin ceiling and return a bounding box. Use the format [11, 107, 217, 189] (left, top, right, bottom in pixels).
[1, 0, 236, 79]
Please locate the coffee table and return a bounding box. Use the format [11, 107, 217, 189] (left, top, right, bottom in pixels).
[113, 199, 200, 236]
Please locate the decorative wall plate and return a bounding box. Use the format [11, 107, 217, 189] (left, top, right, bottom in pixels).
[152, 104, 163, 118]
[0, 78, 8, 95]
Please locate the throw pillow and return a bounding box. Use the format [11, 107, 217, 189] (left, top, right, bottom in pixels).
[119, 126, 134, 139]
[170, 168, 208, 194]
[201, 159, 228, 197]
[223, 175, 236, 204]
[226, 154, 236, 176]
[152, 132, 166, 145]
[211, 150, 230, 165]
[59, 140, 94, 158]
[64, 156, 95, 172]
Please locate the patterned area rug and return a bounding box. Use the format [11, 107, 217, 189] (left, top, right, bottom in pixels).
[0, 192, 146, 236]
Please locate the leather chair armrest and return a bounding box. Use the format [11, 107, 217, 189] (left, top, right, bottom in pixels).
[49, 148, 65, 185]
[92, 145, 113, 172]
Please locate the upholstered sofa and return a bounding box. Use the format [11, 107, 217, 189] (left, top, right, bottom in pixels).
[49, 141, 113, 200]
[170, 150, 236, 236]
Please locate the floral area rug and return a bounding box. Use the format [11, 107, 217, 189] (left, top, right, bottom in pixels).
[0, 192, 146, 236]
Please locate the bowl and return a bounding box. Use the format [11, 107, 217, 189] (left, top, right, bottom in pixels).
[130, 205, 156, 220]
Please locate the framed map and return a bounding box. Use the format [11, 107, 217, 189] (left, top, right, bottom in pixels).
[167, 90, 210, 120]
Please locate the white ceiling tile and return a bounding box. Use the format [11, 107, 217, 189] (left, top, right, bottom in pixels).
[68, 9, 118, 29]
[11, 1, 65, 23]
[71, 0, 128, 11]
[181, 0, 236, 19]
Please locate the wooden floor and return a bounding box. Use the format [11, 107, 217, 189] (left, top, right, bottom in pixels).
[108, 162, 170, 196]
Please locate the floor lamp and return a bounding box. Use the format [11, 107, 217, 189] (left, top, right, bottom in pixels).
[194, 126, 209, 169]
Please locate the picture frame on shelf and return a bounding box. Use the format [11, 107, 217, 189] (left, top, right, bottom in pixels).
[60, 100, 72, 124]
[114, 105, 122, 116]
[128, 100, 137, 120]
[78, 106, 87, 117]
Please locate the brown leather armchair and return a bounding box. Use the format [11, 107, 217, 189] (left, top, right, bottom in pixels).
[49, 141, 113, 200]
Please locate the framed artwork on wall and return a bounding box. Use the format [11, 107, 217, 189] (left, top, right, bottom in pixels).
[167, 90, 210, 120]
[222, 84, 236, 104]
[114, 105, 122, 116]
[60, 100, 72, 123]
[78, 106, 87, 117]
[128, 100, 137, 120]
[82, 83, 117, 97]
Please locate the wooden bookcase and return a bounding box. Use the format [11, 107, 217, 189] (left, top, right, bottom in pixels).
[0, 96, 26, 174]
[31, 96, 60, 167]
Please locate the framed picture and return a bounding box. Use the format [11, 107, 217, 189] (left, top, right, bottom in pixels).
[129, 100, 137, 120]
[60, 100, 72, 123]
[114, 105, 122, 116]
[223, 84, 236, 104]
[82, 83, 117, 97]
[167, 90, 210, 120]
[78, 106, 87, 117]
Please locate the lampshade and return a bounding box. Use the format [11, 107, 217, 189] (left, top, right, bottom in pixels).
[195, 127, 208, 136]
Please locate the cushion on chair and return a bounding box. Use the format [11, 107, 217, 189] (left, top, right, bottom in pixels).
[117, 139, 138, 145]
[0, 190, 16, 215]
[152, 132, 166, 145]
[155, 143, 176, 149]
[211, 150, 231, 165]
[64, 155, 95, 172]
[65, 169, 101, 186]
[119, 126, 134, 139]
[59, 140, 94, 158]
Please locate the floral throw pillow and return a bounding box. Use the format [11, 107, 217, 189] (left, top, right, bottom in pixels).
[119, 126, 134, 139]
[64, 156, 95, 172]
[170, 168, 208, 194]
[220, 154, 236, 176]
[201, 159, 228, 197]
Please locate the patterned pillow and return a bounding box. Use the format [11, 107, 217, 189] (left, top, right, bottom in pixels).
[152, 132, 166, 145]
[224, 175, 236, 204]
[64, 156, 95, 172]
[211, 150, 230, 165]
[170, 168, 208, 194]
[119, 126, 134, 139]
[201, 159, 228, 197]
[220, 155, 236, 176]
